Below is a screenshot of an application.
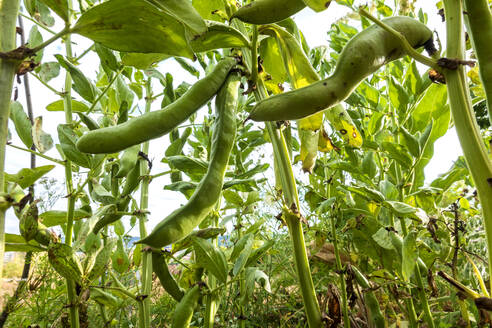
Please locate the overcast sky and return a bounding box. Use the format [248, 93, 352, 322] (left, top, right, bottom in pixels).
[5, 0, 462, 236]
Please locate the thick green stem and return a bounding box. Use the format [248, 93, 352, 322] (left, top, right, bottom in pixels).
[138, 80, 153, 328]
[204, 207, 221, 328]
[61, 1, 80, 326]
[463, 0, 492, 124]
[330, 214, 350, 328]
[443, 0, 492, 296]
[0, 0, 20, 282]
[232, 19, 321, 327]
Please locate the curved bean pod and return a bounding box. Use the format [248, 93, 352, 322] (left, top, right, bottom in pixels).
[249, 16, 433, 121]
[76, 58, 237, 154]
[152, 250, 185, 302]
[231, 0, 306, 25]
[172, 284, 201, 328]
[137, 73, 240, 248]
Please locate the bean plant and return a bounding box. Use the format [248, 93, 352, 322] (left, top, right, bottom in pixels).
[0, 0, 491, 327]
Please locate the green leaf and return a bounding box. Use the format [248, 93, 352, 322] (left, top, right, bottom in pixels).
[46, 99, 89, 112]
[344, 185, 385, 203]
[38, 0, 68, 21]
[413, 108, 451, 187]
[6, 243, 45, 252]
[112, 237, 130, 274]
[9, 101, 33, 148]
[73, 0, 194, 58]
[399, 126, 420, 157]
[358, 82, 380, 108]
[95, 43, 120, 76]
[28, 25, 43, 63]
[384, 201, 417, 215]
[192, 237, 228, 283]
[402, 231, 418, 281]
[430, 167, 468, 192]
[171, 227, 226, 254]
[230, 233, 254, 263]
[361, 151, 377, 179]
[223, 190, 243, 207]
[192, 0, 226, 22]
[241, 267, 271, 305]
[146, 0, 207, 34]
[90, 180, 116, 205]
[57, 124, 92, 168]
[411, 83, 448, 132]
[164, 181, 196, 199]
[246, 240, 274, 267]
[121, 53, 170, 69]
[233, 235, 254, 276]
[381, 142, 413, 168]
[40, 209, 91, 227]
[37, 62, 60, 82]
[403, 60, 422, 95]
[302, 0, 331, 12]
[5, 165, 54, 189]
[55, 55, 97, 102]
[388, 77, 408, 115]
[372, 227, 395, 250]
[189, 21, 249, 53]
[164, 155, 208, 181]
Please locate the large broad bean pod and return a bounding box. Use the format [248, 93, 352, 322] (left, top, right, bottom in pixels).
[76, 58, 237, 154]
[249, 16, 433, 121]
[137, 73, 240, 248]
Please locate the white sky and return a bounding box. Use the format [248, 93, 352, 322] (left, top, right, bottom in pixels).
[5, 0, 463, 236]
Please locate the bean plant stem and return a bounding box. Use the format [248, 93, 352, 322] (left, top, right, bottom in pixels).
[86, 67, 123, 114]
[330, 212, 350, 328]
[7, 143, 65, 165]
[443, 0, 492, 296]
[0, 14, 35, 326]
[138, 79, 153, 328]
[463, 0, 492, 124]
[232, 19, 322, 328]
[61, 1, 80, 326]
[0, 0, 21, 284]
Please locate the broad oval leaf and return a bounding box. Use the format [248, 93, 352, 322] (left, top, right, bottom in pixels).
[9, 101, 33, 148]
[57, 124, 92, 168]
[73, 0, 194, 58]
[46, 99, 89, 112]
[189, 21, 250, 53]
[302, 0, 331, 12]
[192, 237, 228, 283]
[146, 0, 207, 34]
[38, 0, 68, 21]
[5, 165, 54, 189]
[402, 231, 418, 281]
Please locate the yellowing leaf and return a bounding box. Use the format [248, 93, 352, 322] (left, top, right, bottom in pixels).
[318, 126, 334, 152]
[324, 104, 362, 148]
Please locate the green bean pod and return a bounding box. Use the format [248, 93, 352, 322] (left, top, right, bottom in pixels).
[76, 58, 237, 154]
[137, 73, 239, 248]
[172, 284, 201, 328]
[92, 196, 131, 234]
[351, 265, 385, 328]
[152, 250, 185, 302]
[249, 16, 433, 121]
[115, 145, 140, 178]
[231, 0, 306, 25]
[121, 159, 141, 197]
